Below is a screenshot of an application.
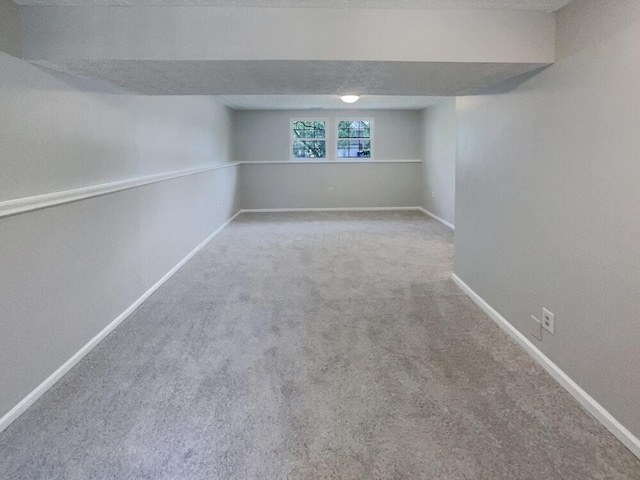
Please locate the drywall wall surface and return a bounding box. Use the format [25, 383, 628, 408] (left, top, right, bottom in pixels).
[232, 109, 422, 162]
[0, 52, 239, 421]
[233, 109, 423, 209]
[239, 162, 422, 210]
[556, 0, 640, 60]
[420, 99, 456, 225]
[0, 167, 239, 420]
[0, 54, 232, 201]
[21, 7, 555, 63]
[0, 0, 21, 57]
[454, 2, 640, 438]
[133, 95, 232, 174]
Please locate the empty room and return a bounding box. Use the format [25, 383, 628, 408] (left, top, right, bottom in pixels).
[1, 0, 639, 478]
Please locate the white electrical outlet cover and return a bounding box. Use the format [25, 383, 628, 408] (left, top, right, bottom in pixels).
[542, 308, 555, 335]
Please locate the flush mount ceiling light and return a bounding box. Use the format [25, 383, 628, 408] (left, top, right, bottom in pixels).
[340, 95, 360, 104]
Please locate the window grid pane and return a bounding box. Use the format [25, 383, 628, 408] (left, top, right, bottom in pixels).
[293, 121, 326, 139]
[338, 120, 370, 139]
[338, 139, 371, 158]
[292, 120, 326, 159]
[338, 120, 371, 158]
[293, 140, 326, 159]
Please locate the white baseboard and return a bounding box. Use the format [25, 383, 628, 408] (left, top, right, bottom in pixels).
[239, 207, 424, 213]
[0, 209, 243, 435]
[452, 273, 640, 459]
[240, 159, 422, 164]
[417, 207, 455, 230]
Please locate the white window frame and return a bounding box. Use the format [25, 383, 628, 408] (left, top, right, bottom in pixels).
[290, 118, 329, 161]
[336, 118, 374, 161]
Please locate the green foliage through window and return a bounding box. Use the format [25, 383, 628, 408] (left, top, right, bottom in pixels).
[338, 120, 371, 158]
[293, 121, 326, 158]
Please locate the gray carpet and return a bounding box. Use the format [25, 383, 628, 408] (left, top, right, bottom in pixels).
[0, 211, 638, 479]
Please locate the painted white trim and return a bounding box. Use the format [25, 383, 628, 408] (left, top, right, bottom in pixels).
[0, 209, 243, 435]
[241, 159, 422, 164]
[451, 273, 640, 459]
[417, 207, 455, 230]
[0, 163, 240, 220]
[239, 207, 423, 213]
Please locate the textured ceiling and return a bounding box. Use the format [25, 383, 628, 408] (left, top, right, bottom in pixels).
[13, 0, 574, 11]
[216, 95, 443, 110]
[34, 60, 549, 96]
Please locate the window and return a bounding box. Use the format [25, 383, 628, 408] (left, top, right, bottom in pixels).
[338, 120, 372, 159]
[290, 118, 375, 161]
[292, 120, 326, 159]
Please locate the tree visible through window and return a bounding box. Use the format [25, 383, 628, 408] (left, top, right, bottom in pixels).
[338, 120, 371, 158]
[292, 120, 326, 159]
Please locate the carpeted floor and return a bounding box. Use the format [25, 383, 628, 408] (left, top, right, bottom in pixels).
[0, 211, 638, 479]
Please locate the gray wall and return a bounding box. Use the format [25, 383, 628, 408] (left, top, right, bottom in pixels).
[233, 109, 422, 162]
[233, 109, 423, 209]
[1, 63, 232, 201]
[240, 162, 422, 210]
[420, 100, 456, 225]
[453, 0, 640, 439]
[0, 52, 239, 420]
[0, 0, 21, 58]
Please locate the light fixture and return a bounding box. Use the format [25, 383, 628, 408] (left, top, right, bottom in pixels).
[340, 95, 360, 104]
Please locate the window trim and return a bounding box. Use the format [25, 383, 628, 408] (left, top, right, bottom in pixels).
[336, 118, 374, 161]
[290, 118, 329, 160]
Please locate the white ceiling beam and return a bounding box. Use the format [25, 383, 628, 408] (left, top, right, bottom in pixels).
[22, 7, 555, 64]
